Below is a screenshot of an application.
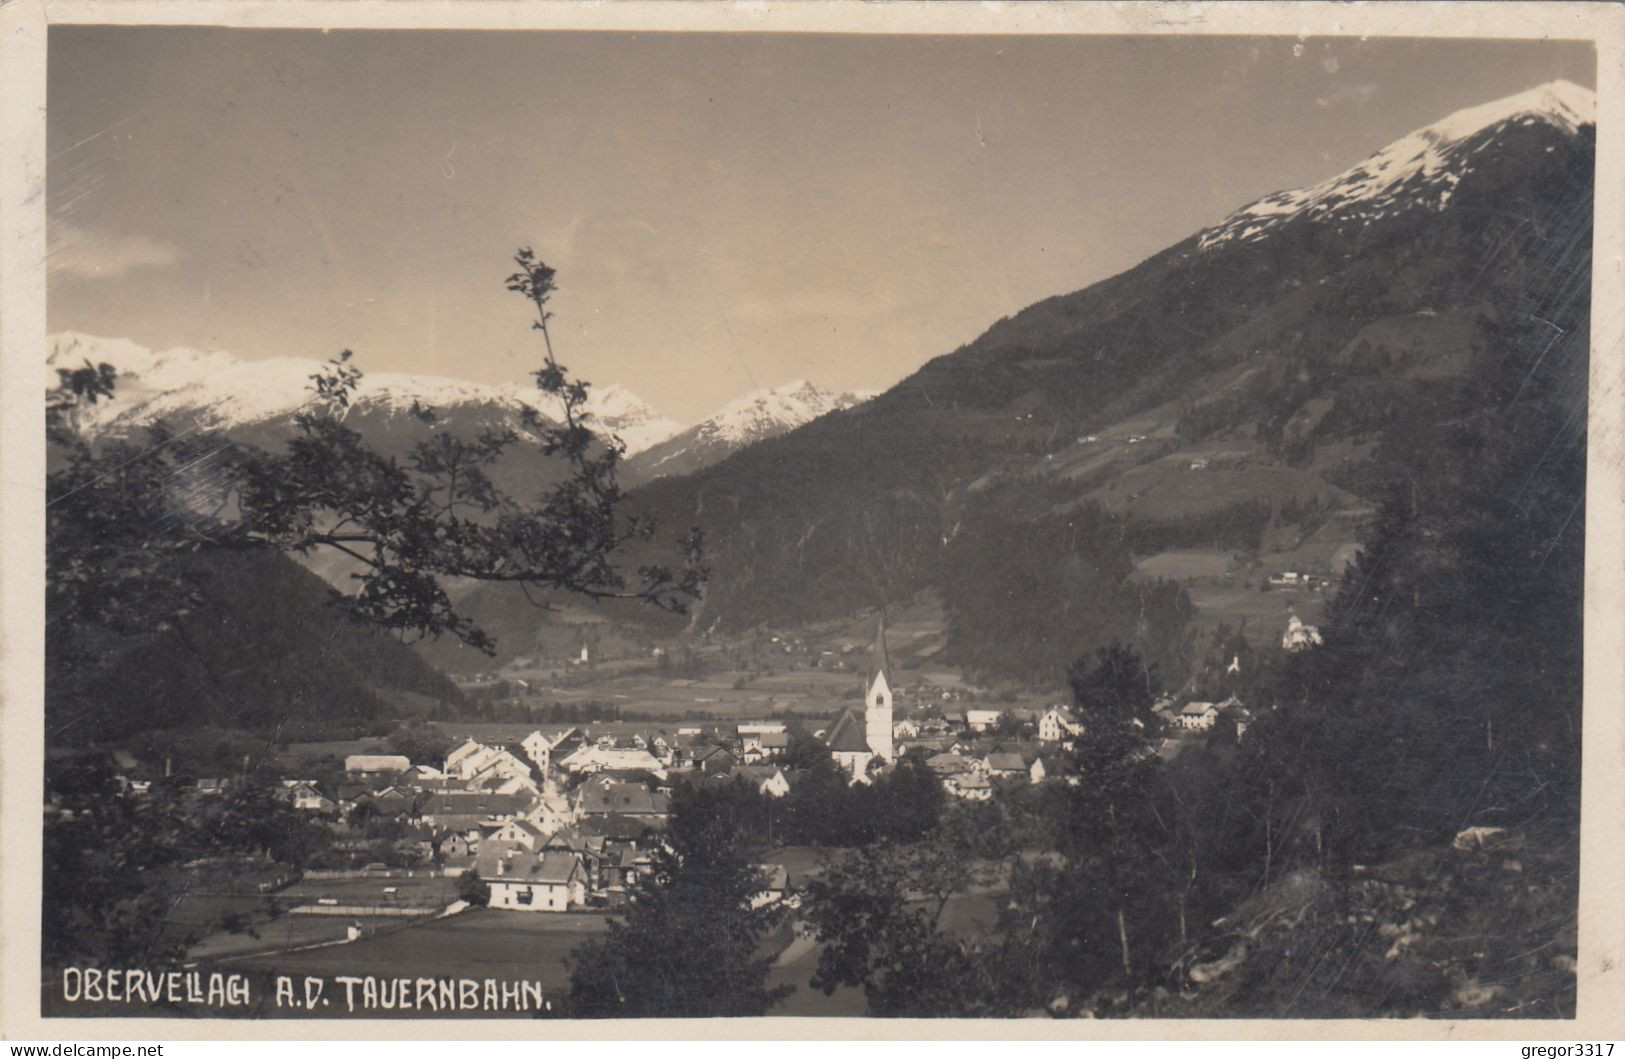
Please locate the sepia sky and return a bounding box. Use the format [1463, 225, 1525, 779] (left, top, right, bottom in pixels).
[46, 29, 1594, 422]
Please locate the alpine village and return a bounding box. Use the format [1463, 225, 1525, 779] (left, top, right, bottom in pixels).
[42, 80, 1592, 1019]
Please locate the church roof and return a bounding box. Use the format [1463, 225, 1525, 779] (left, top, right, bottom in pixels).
[867, 614, 892, 688]
[825, 708, 872, 753]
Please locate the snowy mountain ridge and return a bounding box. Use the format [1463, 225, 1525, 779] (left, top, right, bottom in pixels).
[621, 377, 876, 484]
[1197, 79, 1595, 251]
[45, 331, 685, 455]
[702, 378, 877, 446]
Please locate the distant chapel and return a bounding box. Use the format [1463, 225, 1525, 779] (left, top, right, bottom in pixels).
[826, 618, 895, 781]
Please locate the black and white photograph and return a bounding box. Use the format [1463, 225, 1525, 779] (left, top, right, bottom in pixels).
[4, 1, 1623, 1033]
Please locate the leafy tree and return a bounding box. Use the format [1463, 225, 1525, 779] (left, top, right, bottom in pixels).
[42, 777, 326, 966]
[1067, 642, 1160, 730]
[456, 870, 490, 907]
[566, 784, 791, 1016]
[387, 723, 454, 768]
[804, 819, 1019, 1016]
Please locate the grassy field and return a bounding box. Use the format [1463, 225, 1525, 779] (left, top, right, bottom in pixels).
[1132, 549, 1239, 581]
[191, 915, 360, 960]
[229, 907, 613, 993]
[1183, 582, 1326, 643]
[278, 875, 457, 908]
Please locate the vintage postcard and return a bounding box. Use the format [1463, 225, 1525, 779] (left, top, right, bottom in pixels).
[2, 0, 1623, 1041]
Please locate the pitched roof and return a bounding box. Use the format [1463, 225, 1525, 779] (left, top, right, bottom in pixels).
[825, 708, 872, 753]
[985, 752, 1026, 772]
[535, 851, 583, 884]
[925, 752, 973, 774]
[867, 613, 891, 689]
[577, 814, 657, 841]
[476, 845, 582, 886]
[497, 818, 548, 840]
[416, 791, 531, 817]
[344, 755, 411, 772]
[1181, 701, 1218, 716]
[577, 782, 669, 816]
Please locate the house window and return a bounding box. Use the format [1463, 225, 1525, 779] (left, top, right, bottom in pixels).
[515, 888, 533, 906]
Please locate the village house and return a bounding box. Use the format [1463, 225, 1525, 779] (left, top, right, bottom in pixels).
[414, 790, 531, 830]
[925, 752, 974, 777]
[965, 709, 1002, 733]
[360, 786, 415, 817]
[739, 728, 789, 763]
[605, 843, 657, 891]
[1038, 705, 1085, 743]
[276, 780, 335, 813]
[749, 864, 792, 910]
[519, 727, 578, 774]
[983, 752, 1028, 782]
[435, 830, 476, 866]
[479, 845, 587, 912]
[675, 743, 737, 777]
[486, 817, 550, 850]
[946, 772, 994, 801]
[720, 765, 792, 798]
[520, 785, 577, 835]
[1177, 701, 1220, 730]
[575, 780, 672, 822]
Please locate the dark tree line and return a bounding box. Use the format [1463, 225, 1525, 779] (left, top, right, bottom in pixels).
[940, 492, 1194, 687]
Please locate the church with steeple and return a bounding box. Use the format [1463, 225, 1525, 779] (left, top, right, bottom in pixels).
[825, 616, 895, 782]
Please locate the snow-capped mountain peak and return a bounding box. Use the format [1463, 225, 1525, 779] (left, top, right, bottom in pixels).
[619, 378, 877, 485]
[579, 383, 686, 454]
[1198, 79, 1595, 251]
[45, 331, 683, 455]
[703, 379, 874, 445]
